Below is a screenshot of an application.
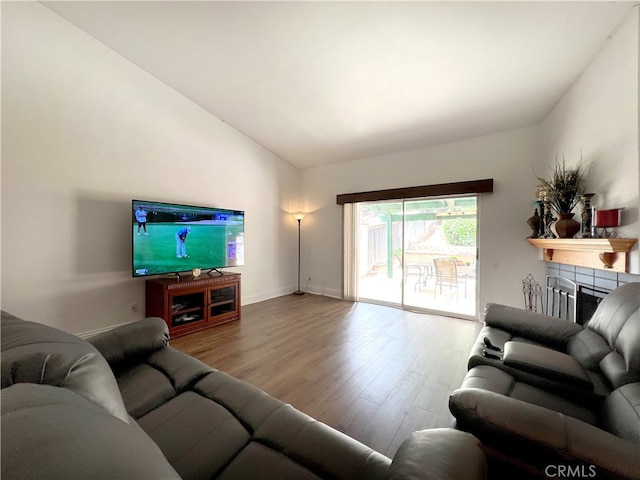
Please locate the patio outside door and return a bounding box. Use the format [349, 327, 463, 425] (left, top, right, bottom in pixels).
[355, 196, 477, 318]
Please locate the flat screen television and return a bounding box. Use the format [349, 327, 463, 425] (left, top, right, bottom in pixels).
[132, 199, 244, 277]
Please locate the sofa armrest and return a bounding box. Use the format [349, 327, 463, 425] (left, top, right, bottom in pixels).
[88, 317, 169, 367]
[449, 388, 640, 480]
[387, 428, 486, 480]
[484, 303, 583, 348]
[502, 342, 592, 391]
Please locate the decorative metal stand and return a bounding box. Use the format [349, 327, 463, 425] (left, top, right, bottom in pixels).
[522, 273, 543, 312]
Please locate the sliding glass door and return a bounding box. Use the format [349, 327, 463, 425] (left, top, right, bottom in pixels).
[354, 196, 477, 318]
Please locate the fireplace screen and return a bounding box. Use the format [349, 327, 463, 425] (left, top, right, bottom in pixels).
[546, 275, 577, 322]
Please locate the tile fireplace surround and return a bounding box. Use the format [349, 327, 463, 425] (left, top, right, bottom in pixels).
[546, 264, 639, 291]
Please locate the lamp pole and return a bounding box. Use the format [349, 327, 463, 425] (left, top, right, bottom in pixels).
[294, 213, 305, 295]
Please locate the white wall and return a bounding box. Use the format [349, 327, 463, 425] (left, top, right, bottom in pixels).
[540, 9, 639, 273]
[299, 8, 640, 313]
[2, 3, 637, 333]
[300, 126, 546, 314]
[1, 2, 300, 334]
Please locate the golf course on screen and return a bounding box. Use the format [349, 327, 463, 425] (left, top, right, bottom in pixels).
[133, 223, 241, 276]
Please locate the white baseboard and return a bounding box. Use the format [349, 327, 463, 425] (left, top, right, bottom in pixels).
[78, 286, 343, 336]
[239, 284, 342, 305]
[241, 285, 299, 306]
[305, 284, 342, 299]
[77, 319, 137, 339]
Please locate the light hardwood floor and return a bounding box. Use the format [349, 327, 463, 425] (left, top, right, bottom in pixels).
[170, 293, 482, 458]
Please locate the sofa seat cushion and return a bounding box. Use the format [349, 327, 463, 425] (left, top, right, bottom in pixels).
[195, 370, 390, 480]
[460, 366, 599, 426]
[138, 390, 252, 480]
[138, 369, 390, 480]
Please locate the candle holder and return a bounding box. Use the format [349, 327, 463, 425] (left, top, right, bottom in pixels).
[580, 193, 595, 238]
[543, 202, 556, 238]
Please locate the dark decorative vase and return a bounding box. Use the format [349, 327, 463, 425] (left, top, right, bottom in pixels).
[551, 213, 580, 238]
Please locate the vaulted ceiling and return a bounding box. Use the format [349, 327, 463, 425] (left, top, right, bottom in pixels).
[43, 1, 636, 169]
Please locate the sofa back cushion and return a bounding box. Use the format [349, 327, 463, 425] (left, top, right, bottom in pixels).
[602, 383, 640, 445]
[0, 311, 129, 423]
[587, 283, 640, 385]
[567, 328, 611, 370]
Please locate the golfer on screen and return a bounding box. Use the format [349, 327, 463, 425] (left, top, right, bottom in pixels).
[176, 226, 191, 258]
[135, 206, 149, 235]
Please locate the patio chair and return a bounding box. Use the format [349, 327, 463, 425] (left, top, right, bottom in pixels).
[434, 257, 468, 299]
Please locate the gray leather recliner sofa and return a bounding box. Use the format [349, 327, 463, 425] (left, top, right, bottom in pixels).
[1, 310, 487, 480]
[449, 282, 640, 480]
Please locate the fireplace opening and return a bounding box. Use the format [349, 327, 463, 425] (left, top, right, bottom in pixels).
[576, 285, 609, 325]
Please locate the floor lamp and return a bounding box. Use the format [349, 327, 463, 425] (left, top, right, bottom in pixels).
[293, 212, 305, 295]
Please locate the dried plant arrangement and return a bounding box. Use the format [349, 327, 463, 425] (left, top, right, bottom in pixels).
[536, 157, 587, 214]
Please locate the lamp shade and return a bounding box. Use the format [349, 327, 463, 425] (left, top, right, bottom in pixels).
[593, 208, 622, 228]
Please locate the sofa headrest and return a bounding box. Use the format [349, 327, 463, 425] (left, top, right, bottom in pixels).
[587, 283, 640, 381]
[1, 311, 129, 423]
[1, 383, 181, 480]
[88, 316, 169, 368]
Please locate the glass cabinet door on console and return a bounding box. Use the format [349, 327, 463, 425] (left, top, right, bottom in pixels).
[209, 285, 237, 322]
[170, 291, 205, 329]
[145, 273, 241, 338]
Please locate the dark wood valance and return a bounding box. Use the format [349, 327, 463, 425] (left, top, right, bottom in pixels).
[336, 179, 493, 205]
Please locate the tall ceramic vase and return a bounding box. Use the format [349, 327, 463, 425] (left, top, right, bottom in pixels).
[551, 212, 580, 239]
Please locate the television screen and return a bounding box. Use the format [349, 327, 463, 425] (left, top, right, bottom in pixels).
[132, 199, 244, 277]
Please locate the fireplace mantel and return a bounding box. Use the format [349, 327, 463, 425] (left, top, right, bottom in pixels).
[527, 238, 637, 272]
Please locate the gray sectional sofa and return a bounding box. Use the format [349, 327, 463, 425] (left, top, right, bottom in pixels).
[449, 281, 640, 480]
[1, 310, 487, 480]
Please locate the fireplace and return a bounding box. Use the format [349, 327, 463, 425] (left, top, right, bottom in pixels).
[543, 262, 640, 325]
[542, 275, 610, 324]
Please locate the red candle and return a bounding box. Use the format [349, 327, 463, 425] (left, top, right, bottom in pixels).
[593, 209, 622, 228]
